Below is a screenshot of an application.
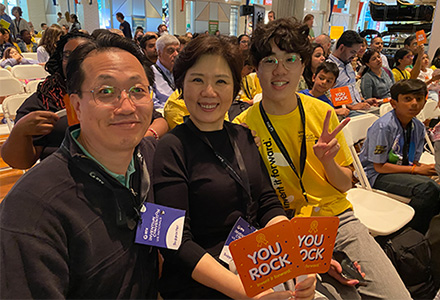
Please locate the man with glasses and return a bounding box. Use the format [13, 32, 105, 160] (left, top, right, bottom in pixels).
[0, 34, 158, 298]
[152, 34, 180, 109]
[235, 18, 410, 299]
[328, 30, 378, 115]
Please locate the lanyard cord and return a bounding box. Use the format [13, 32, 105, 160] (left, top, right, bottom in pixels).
[259, 95, 309, 203]
[154, 64, 176, 91]
[401, 120, 413, 165]
[185, 120, 257, 226]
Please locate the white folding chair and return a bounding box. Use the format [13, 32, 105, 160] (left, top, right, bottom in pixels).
[21, 52, 38, 61]
[343, 114, 414, 236]
[0, 77, 26, 97]
[0, 68, 13, 78]
[25, 79, 44, 94]
[379, 102, 393, 117]
[2, 94, 29, 132]
[11, 65, 49, 81]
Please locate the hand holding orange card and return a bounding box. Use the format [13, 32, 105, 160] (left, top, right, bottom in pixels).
[229, 220, 305, 298]
[291, 217, 339, 274]
[229, 217, 339, 297]
[416, 30, 427, 46]
[330, 86, 352, 107]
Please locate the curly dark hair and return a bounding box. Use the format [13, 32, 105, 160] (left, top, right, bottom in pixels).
[249, 17, 312, 69]
[173, 35, 243, 100]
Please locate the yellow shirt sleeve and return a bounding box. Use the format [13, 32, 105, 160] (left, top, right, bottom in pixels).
[163, 90, 188, 130]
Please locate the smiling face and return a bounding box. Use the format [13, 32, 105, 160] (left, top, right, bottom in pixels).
[70, 50, 153, 155]
[371, 37, 383, 52]
[183, 54, 234, 131]
[256, 41, 304, 105]
[239, 36, 250, 50]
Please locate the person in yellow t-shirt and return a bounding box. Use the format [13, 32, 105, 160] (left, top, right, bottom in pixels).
[234, 17, 411, 300]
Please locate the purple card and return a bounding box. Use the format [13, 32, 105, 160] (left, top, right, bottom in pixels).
[135, 202, 185, 250]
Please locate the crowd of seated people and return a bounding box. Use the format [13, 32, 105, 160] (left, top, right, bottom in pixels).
[2, 12, 440, 300]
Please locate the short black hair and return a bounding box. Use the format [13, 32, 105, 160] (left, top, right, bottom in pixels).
[116, 12, 124, 19]
[390, 79, 427, 101]
[66, 34, 154, 96]
[140, 34, 157, 50]
[20, 29, 29, 36]
[250, 17, 312, 68]
[315, 61, 339, 79]
[12, 6, 22, 16]
[404, 35, 416, 47]
[335, 30, 363, 50]
[45, 32, 92, 77]
[174, 35, 243, 100]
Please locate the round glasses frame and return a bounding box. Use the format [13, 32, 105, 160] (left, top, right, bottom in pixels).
[260, 54, 302, 71]
[80, 85, 153, 107]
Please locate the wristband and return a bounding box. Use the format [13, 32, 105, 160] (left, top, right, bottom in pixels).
[148, 128, 159, 140]
[410, 165, 416, 174]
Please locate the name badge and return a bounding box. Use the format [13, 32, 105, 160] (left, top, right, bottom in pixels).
[135, 202, 185, 250]
[219, 217, 257, 264]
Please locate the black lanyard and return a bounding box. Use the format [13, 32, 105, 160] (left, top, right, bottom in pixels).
[154, 64, 176, 91]
[259, 95, 308, 203]
[185, 120, 258, 227]
[401, 121, 413, 166]
[396, 68, 409, 80]
[242, 76, 252, 100]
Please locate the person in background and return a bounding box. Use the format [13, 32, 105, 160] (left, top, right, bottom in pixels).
[360, 79, 440, 234]
[185, 31, 193, 39]
[404, 35, 418, 54]
[352, 37, 367, 78]
[28, 22, 38, 37]
[69, 14, 81, 32]
[237, 34, 250, 50]
[116, 12, 132, 39]
[177, 35, 190, 52]
[370, 36, 390, 69]
[11, 6, 30, 38]
[157, 24, 168, 36]
[151, 34, 179, 109]
[268, 10, 275, 22]
[417, 52, 440, 102]
[38, 23, 48, 37]
[303, 14, 315, 41]
[0, 28, 15, 58]
[0, 4, 16, 38]
[392, 47, 423, 82]
[360, 49, 394, 100]
[328, 30, 378, 114]
[154, 34, 316, 300]
[298, 43, 326, 91]
[134, 29, 144, 44]
[17, 29, 37, 53]
[431, 47, 440, 70]
[1, 46, 38, 69]
[37, 24, 64, 63]
[57, 12, 69, 30]
[315, 34, 332, 57]
[140, 33, 158, 64]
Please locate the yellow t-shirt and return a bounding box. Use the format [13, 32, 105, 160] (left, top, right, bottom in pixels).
[234, 93, 353, 217]
[392, 68, 410, 82]
[163, 89, 230, 130]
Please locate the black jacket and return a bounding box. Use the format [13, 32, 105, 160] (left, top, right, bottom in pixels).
[0, 125, 158, 299]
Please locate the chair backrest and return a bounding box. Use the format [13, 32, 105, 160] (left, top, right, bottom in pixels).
[379, 102, 393, 117]
[420, 99, 440, 120]
[21, 52, 38, 60]
[25, 79, 44, 94]
[11, 65, 49, 81]
[2, 94, 29, 131]
[0, 68, 13, 78]
[345, 113, 379, 144]
[0, 77, 25, 97]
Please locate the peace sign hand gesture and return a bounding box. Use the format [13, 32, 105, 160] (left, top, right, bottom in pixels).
[313, 110, 350, 164]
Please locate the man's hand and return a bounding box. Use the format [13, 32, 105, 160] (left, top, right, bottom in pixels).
[335, 107, 350, 117]
[15, 111, 60, 137]
[328, 259, 365, 286]
[240, 122, 261, 147]
[350, 102, 370, 110]
[313, 110, 350, 163]
[415, 163, 437, 176]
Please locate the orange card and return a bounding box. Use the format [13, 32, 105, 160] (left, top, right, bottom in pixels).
[229, 220, 305, 297]
[416, 30, 427, 46]
[290, 217, 339, 274]
[330, 86, 352, 106]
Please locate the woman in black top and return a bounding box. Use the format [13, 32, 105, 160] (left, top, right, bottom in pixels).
[153, 35, 316, 299]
